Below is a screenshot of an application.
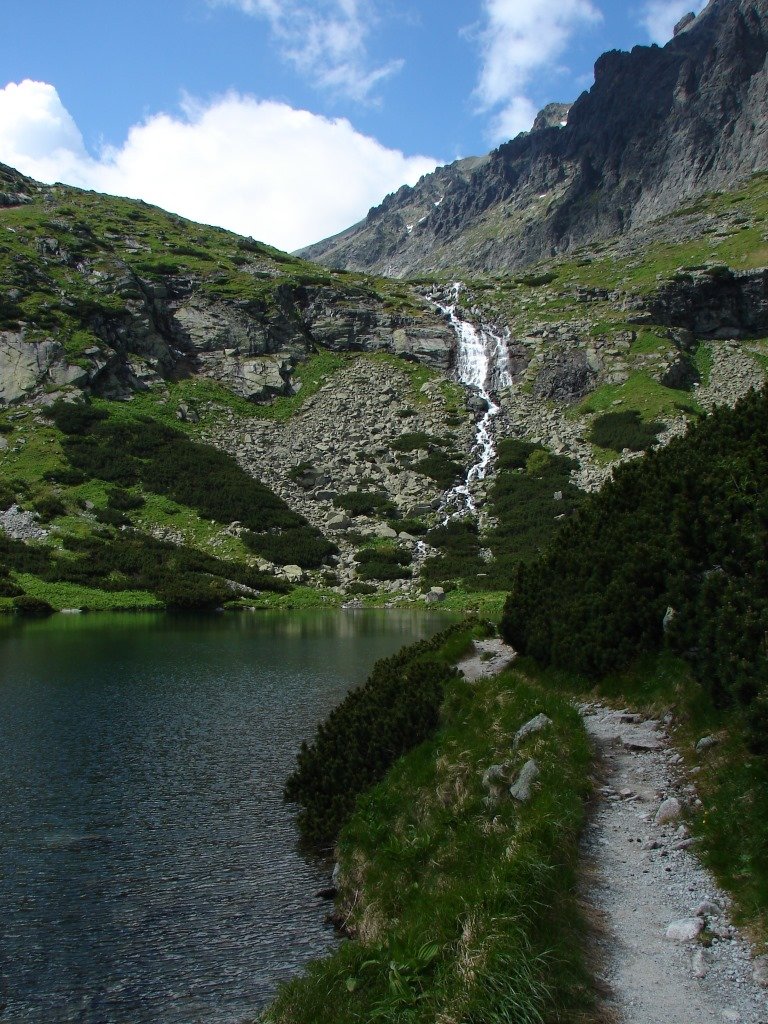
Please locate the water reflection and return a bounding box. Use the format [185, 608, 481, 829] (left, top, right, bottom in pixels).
[0, 609, 450, 1023]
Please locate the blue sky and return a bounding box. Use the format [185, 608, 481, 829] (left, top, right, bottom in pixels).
[0, 0, 708, 250]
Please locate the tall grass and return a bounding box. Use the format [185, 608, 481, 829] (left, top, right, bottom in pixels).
[265, 667, 594, 1024]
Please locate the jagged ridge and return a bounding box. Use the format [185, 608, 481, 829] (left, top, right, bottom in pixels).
[298, 0, 768, 277]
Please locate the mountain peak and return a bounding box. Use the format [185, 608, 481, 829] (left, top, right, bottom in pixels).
[298, 0, 768, 277]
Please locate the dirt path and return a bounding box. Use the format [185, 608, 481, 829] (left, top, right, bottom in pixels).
[580, 702, 767, 1024]
[454, 641, 767, 1022]
[455, 637, 516, 682]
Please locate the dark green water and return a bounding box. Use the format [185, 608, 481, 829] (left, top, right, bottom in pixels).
[0, 609, 449, 1023]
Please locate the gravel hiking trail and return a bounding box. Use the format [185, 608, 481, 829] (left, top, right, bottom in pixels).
[456, 640, 767, 1023]
[581, 703, 767, 1024]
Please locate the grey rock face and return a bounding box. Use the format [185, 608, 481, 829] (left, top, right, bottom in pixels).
[299, 0, 768, 277]
[675, 12, 698, 35]
[532, 351, 596, 402]
[0, 331, 95, 404]
[0, 332, 61, 403]
[649, 268, 768, 338]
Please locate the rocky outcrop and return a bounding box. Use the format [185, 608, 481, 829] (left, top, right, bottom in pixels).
[531, 103, 572, 132]
[648, 268, 768, 338]
[532, 350, 597, 402]
[0, 162, 456, 407]
[0, 229, 454, 410]
[0, 332, 90, 403]
[299, 0, 768, 277]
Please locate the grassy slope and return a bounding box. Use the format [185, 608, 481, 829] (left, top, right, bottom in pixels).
[265, 661, 594, 1024]
[0, 163, 425, 352]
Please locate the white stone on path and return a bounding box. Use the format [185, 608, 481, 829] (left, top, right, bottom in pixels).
[665, 917, 704, 943]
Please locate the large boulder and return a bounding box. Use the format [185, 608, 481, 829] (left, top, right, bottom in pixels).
[0, 332, 60, 403]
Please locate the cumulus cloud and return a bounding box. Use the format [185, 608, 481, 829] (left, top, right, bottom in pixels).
[474, 0, 602, 143]
[211, 0, 402, 101]
[640, 0, 708, 44]
[0, 79, 438, 251]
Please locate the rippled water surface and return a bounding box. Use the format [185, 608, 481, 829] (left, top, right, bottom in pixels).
[0, 609, 449, 1023]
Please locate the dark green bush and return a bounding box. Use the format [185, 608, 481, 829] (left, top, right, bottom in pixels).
[0, 578, 24, 597]
[496, 437, 544, 470]
[93, 507, 129, 527]
[155, 573, 232, 609]
[32, 495, 66, 522]
[0, 485, 15, 511]
[346, 582, 376, 595]
[501, 388, 768, 751]
[33, 493, 67, 520]
[391, 432, 449, 452]
[422, 519, 483, 587]
[243, 527, 337, 568]
[590, 410, 662, 453]
[356, 545, 411, 581]
[414, 451, 464, 487]
[0, 526, 288, 607]
[285, 626, 464, 847]
[334, 491, 397, 518]
[13, 594, 54, 616]
[43, 468, 88, 485]
[46, 400, 107, 435]
[390, 517, 427, 535]
[106, 487, 145, 511]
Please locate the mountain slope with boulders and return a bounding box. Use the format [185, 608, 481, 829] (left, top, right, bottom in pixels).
[2, 155, 768, 612]
[298, 0, 768, 277]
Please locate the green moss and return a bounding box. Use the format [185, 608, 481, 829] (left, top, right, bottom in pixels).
[578, 371, 701, 420]
[12, 573, 160, 611]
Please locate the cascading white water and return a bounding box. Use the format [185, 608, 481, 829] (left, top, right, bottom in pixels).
[437, 284, 512, 517]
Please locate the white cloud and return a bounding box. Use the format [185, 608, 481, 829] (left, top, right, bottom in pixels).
[640, 0, 708, 44]
[0, 79, 438, 251]
[211, 0, 402, 101]
[474, 0, 603, 143]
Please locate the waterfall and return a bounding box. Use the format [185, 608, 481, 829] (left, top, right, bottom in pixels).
[437, 284, 512, 517]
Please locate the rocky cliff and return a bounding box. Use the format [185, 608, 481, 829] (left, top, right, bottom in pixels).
[298, 0, 768, 277]
[0, 163, 454, 408]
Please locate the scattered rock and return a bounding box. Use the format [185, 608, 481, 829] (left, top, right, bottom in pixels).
[695, 900, 723, 919]
[513, 713, 552, 748]
[655, 797, 682, 825]
[695, 735, 720, 754]
[509, 759, 540, 803]
[752, 954, 768, 988]
[0, 504, 48, 541]
[281, 564, 304, 582]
